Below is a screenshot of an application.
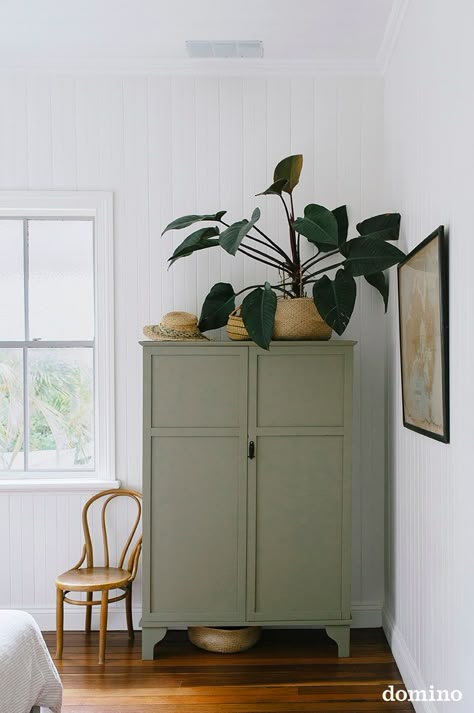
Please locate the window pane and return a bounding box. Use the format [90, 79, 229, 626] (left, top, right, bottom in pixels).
[0, 221, 24, 340]
[28, 348, 94, 470]
[0, 349, 24, 470]
[28, 220, 94, 340]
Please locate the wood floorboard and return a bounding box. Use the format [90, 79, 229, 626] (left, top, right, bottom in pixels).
[43, 628, 414, 712]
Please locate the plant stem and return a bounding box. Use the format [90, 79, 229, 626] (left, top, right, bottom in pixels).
[290, 194, 299, 260]
[219, 218, 291, 263]
[251, 225, 292, 263]
[238, 247, 292, 274]
[272, 285, 294, 297]
[234, 282, 292, 298]
[239, 242, 288, 270]
[302, 261, 346, 283]
[279, 193, 292, 228]
[280, 194, 298, 265]
[289, 193, 295, 215]
[246, 233, 291, 261]
[301, 249, 339, 271]
[290, 194, 300, 269]
[301, 248, 324, 268]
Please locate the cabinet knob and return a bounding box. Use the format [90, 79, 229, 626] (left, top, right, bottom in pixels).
[248, 441, 255, 459]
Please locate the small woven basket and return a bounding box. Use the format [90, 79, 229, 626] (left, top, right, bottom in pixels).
[188, 626, 261, 653]
[227, 308, 250, 341]
[273, 297, 332, 341]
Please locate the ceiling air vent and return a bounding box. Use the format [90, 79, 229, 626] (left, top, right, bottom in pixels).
[186, 40, 263, 59]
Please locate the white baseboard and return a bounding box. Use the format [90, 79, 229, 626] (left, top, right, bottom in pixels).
[383, 607, 437, 713]
[22, 602, 383, 632]
[351, 601, 383, 627]
[26, 607, 143, 632]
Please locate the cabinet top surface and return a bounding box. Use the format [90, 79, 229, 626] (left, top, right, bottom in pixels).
[140, 340, 357, 347]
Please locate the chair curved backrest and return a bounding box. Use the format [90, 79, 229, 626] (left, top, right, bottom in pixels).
[80, 489, 142, 578]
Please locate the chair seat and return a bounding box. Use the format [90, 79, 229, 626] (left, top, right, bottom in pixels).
[55, 567, 132, 591]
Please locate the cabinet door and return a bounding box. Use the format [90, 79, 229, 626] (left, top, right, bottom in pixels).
[246, 346, 352, 622]
[143, 346, 248, 622]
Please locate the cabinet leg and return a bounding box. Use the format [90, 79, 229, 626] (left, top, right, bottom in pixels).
[325, 625, 350, 657]
[142, 627, 168, 660]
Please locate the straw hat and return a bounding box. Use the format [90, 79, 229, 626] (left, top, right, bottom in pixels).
[143, 312, 209, 341]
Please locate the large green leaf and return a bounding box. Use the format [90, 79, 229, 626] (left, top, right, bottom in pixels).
[293, 204, 339, 249]
[168, 227, 220, 266]
[341, 236, 405, 276]
[241, 282, 277, 350]
[273, 155, 303, 194]
[219, 208, 261, 256]
[198, 282, 236, 332]
[333, 205, 348, 246]
[365, 271, 389, 312]
[256, 178, 288, 196]
[312, 269, 357, 336]
[356, 213, 401, 241]
[162, 210, 227, 235]
[315, 205, 348, 253]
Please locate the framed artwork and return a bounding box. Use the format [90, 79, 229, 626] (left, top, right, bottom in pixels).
[397, 226, 449, 442]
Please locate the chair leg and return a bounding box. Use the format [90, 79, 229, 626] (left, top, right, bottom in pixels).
[56, 588, 64, 659]
[98, 590, 108, 664]
[85, 592, 92, 633]
[126, 585, 134, 640]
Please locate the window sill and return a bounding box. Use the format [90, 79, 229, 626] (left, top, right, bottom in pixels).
[0, 478, 120, 493]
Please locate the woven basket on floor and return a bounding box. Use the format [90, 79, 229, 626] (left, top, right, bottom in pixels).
[273, 297, 332, 341]
[227, 308, 250, 341]
[188, 626, 261, 653]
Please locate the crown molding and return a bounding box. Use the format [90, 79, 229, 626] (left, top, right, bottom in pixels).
[0, 56, 383, 77]
[376, 0, 411, 74]
[0, 1, 411, 80]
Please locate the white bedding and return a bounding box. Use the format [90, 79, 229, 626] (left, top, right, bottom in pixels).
[0, 610, 62, 713]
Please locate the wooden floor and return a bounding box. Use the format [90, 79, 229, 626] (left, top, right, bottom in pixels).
[44, 628, 414, 712]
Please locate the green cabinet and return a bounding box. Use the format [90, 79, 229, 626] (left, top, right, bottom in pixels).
[141, 341, 354, 659]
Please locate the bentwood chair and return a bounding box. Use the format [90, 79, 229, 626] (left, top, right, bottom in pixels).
[55, 488, 142, 664]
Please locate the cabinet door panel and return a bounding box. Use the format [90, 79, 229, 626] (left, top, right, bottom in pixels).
[256, 353, 345, 427]
[151, 353, 242, 428]
[150, 435, 245, 620]
[248, 435, 344, 620]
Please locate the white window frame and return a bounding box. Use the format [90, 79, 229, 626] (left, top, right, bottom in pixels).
[0, 191, 117, 491]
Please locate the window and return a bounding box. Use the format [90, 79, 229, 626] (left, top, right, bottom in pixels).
[0, 192, 114, 483]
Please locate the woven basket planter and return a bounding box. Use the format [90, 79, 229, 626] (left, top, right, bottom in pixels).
[227, 309, 250, 341]
[227, 297, 332, 343]
[273, 297, 332, 341]
[188, 626, 262, 653]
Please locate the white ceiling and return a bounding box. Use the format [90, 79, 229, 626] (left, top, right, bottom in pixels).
[0, 0, 400, 69]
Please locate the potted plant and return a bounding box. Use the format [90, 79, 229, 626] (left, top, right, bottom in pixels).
[162, 155, 405, 349]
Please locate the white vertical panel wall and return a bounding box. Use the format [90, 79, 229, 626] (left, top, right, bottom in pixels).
[384, 1, 474, 711]
[0, 71, 386, 629]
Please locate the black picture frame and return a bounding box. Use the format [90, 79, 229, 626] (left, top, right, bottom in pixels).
[397, 226, 449, 442]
